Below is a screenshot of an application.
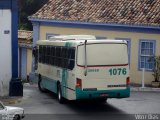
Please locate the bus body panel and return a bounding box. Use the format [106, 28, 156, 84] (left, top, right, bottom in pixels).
[75, 66, 130, 99]
[76, 66, 129, 90]
[37, 63, 77, 100]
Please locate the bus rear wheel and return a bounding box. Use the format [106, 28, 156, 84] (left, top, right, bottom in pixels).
[38, 75, 47, 92]
[57, 84, 65, 104]
[98, 98, 108, 103]
[13, 115, 20, 120]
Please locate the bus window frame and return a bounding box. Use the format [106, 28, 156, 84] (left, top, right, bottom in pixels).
[37, 45, 76, 70]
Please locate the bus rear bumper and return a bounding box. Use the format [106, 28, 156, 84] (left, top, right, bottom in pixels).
[76, 88, 130, 100]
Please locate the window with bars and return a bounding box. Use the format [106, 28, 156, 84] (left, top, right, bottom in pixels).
[139, 40, 156, 70]
[95, 36, 107, 40]
[46, 33, 59, 39]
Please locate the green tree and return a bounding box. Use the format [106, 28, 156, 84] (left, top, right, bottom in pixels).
[18, 0, 48, 30]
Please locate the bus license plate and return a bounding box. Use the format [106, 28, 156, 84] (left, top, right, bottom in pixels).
[100, 93, 108, 97]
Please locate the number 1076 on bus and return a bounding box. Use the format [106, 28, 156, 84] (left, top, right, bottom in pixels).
[109, 68, 127, 76]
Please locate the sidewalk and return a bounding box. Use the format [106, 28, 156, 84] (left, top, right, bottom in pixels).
[0, 96, 22, 105]
[0, 83, 36, 105]
[131, 86, 160, 92]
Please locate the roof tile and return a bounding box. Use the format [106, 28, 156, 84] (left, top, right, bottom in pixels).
[18, 30, 33, 48]
[30, 0, 160, 26]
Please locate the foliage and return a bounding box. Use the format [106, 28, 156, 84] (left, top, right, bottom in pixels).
[18, 0, 48, 30]
[150, 56, 160, 82]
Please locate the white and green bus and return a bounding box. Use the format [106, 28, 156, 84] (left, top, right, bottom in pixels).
[34, 35, 130, 103]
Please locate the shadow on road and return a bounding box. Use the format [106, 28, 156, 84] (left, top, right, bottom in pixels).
[66, 100, 124, 114]
[23, 85, 135, 120]
[41, 88, 125, 114]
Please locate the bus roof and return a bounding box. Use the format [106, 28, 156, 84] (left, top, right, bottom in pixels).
[36, 39, 127, 47]
[49, 35, 96, 41]
[36, 35, 127, 46]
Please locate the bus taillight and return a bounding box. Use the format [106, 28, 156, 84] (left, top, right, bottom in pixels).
[126, 77, 130, 87]
[76, 78, 82, 88]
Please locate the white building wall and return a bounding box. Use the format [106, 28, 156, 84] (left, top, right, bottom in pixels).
[0, 9, 12, 96]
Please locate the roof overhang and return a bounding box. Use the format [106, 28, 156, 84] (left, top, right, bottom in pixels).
[28, 17, 160, 34]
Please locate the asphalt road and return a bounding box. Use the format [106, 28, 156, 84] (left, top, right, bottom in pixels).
[13, 85, 160, 120]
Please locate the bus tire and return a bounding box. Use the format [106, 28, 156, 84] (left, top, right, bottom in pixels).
[98, 98, 107, 103]
[13, 115, 20, 120]
[38, 75, 47, 92]
[57, 83, 65, 104]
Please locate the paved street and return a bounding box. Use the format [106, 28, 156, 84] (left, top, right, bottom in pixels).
[7, 85, 160, 120]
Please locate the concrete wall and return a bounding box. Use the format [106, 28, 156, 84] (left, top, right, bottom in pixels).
[27, 49, 32, 76]
[0, 9, 11, 96]
[38, 25, 160, 85]
[18, 47, 32, 80]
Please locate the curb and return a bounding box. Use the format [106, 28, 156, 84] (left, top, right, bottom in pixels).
[0, 97, 22, 105]
[131, 87, 160, 92]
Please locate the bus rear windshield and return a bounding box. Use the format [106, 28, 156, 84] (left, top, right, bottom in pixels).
[77, 43, 128, 66]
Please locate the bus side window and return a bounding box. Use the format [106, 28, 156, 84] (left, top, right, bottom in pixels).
[55, 47, 58, 66]
[68, 48, 75, 70]
[33, 46, 38, 70]
[42, 46, 44, 63]
[59, 47, 62, 67]
[70, 48, 75, 59]
[46, 46, 50, 64]
[68, 60, 74, 70]
[51, 46, 55, 66]
[39, 46, 42, 63]
[42, 46, 46, 64]
[61, 47, 68, 68]
[55, 47, 62, 67]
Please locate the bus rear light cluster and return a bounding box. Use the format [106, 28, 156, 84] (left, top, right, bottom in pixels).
[76, 78, 82, 88]
[126, 77, 130, 87]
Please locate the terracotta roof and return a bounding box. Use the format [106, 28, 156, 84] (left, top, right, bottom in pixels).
[18, 30, 33, 40]
[18, 30, 33, 48]
[30, 0, 160, 26]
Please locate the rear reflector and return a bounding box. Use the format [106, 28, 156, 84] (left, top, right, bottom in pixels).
[76, 78, 82, 88]
[126, 77, 130, 87]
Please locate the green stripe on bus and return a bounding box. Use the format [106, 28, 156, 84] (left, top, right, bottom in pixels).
[41, 76, 57, 93]
[61, 69, 68, 98]
[65, 42, 72, 47]
[61, 42, 72, 98]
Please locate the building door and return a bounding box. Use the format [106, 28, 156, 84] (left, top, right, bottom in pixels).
[20, 48, 27, 80]
[0, 9, 12, 96]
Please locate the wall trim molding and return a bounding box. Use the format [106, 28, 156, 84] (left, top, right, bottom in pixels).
[29, 18, 160, 34]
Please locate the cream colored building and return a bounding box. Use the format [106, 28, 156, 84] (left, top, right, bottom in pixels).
[29, 0, 160, 85]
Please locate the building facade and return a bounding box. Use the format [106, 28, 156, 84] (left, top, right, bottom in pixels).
[29, 0, 160, 85]
[0, 0, 19, 96]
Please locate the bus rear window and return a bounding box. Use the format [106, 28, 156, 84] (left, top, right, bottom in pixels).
[77, 43, 128, 66]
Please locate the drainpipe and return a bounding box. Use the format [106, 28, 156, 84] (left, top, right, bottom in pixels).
[141, 68, 145, 88]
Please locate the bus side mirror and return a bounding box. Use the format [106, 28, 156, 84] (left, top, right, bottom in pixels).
[32, 47, 37, 57]
[32, 46, 38, 70]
